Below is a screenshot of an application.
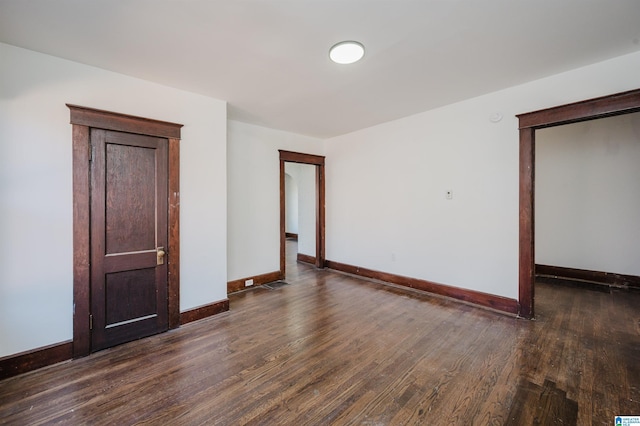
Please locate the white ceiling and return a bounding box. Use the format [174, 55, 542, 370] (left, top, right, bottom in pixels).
[1, 0, 639, 138]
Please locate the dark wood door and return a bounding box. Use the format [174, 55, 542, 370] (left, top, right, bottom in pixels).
[90, 129, 169, 351]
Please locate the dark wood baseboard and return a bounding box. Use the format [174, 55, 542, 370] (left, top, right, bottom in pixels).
[536, 264, 640, 289]
[325, 260, 519, 316]
[297, 253, 316, 265]
[227, 270, 283, 294]
[285, 232, 298, 240]
[1, 298, 231, 380]
[180, 299, 230, 325]
[0, 341, 73, 381]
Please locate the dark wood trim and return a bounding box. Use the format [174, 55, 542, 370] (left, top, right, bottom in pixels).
[69, 105, 182, 357]
[315, 163, 326, 269]
[297, 253, 316, 265]
[516, 88, 640, 320]
[0, 341, 72, 380]
[279, 150, 325, 166]
[517, 89, 640, 130]
[279, 150, 326, 277]
[536, 264, 640, 289]
[167, 138, 181, 329]
[280, 158, 286, 277]
[180, 299, 230, 325]
[67, 104, 183, 139]
[227, 270, 283, 294]
[326, 260, 519, 315]
[285, 232, 298, 240]
[72, 124, 91, 357]
[518, 127, 535, 319]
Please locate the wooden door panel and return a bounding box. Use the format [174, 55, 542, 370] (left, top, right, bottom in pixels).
[105, 143, 156, 254]
[105, 269, 157, 324]
[90, 129, 168, 352]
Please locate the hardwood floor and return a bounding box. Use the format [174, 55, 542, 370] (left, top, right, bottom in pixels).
[1, 241, 638, 425]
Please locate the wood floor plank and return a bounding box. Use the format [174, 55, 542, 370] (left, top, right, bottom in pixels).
[1, 241, 639, 424]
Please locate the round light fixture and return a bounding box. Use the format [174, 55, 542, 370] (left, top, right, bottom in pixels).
[329, 41, 365, 64]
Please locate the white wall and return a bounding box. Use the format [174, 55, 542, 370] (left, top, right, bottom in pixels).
[284, 173, 299, 234]
[536, 112, 640, 276]
[325, 50, 640, 300]
[0, 43, 228, 357]
[284, 163, 316, 257]
[227, 120, 323, 281]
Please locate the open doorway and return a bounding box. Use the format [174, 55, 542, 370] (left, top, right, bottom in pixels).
[516, 88, 640, 319]
[279, 150, 325, 279]
[535, 113, 640, 291]
[284, 163, 317, 266]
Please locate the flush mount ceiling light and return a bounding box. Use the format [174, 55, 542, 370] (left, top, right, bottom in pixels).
[329, 41, 365, 64]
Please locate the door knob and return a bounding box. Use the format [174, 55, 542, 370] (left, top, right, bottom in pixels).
[157, 247, 166, 265]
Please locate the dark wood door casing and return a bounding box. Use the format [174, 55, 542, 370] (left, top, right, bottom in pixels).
[69, 105, 183, 357]
[516, 88, 640, 319]
[279, 150, 326, 278]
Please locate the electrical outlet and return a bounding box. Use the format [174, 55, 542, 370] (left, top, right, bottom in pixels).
[245, 279, 254, 287]
[446, 190, 453, 200]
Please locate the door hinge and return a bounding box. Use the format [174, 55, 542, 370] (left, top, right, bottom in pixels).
[89, 314, 93, 330]
[88, 145, 93, 162]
